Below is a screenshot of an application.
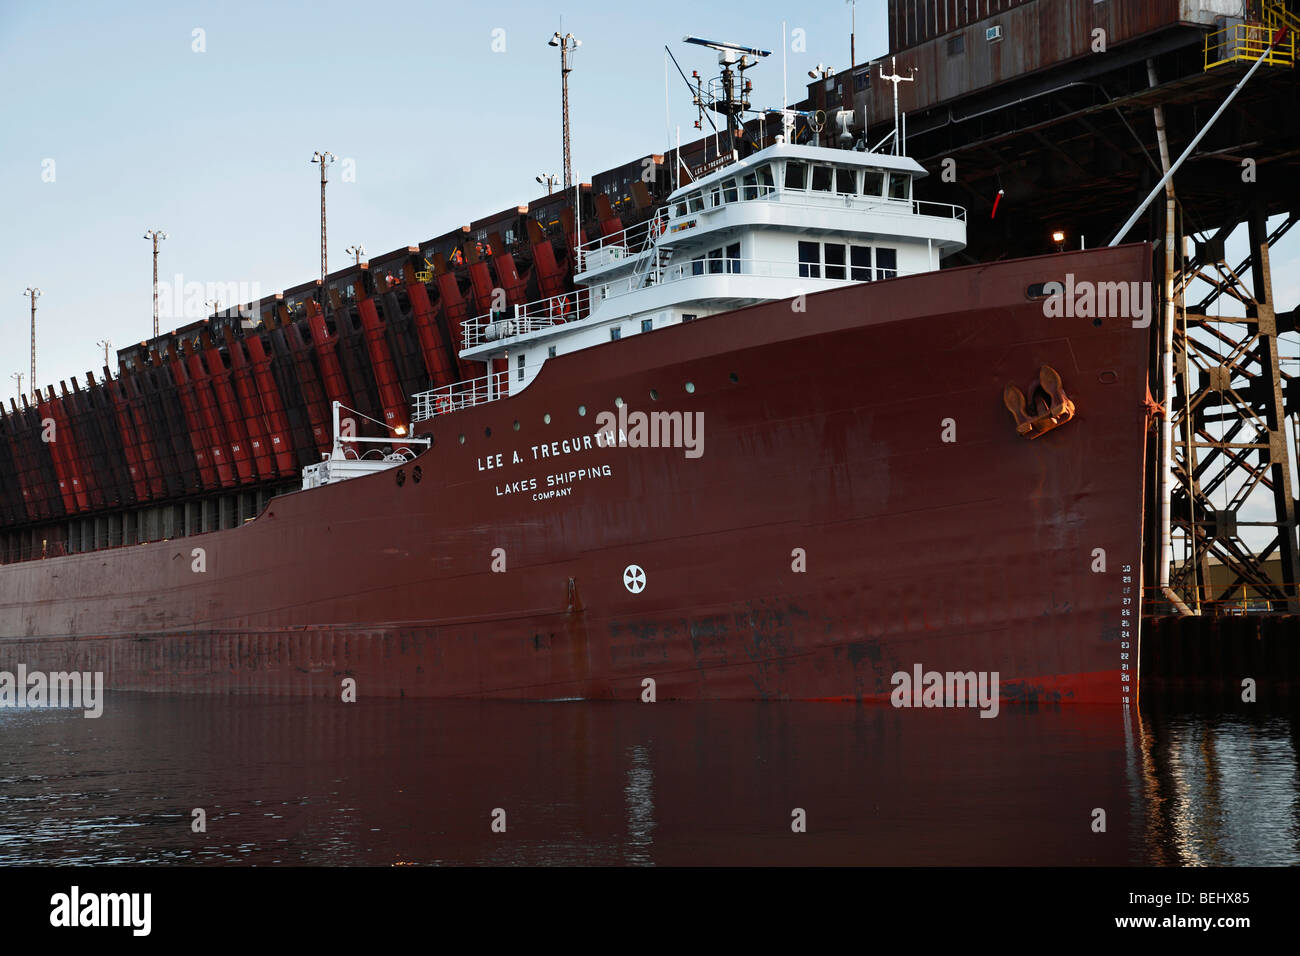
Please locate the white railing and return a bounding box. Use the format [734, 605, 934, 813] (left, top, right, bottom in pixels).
[411, 369, 510, 422]
[572, 189, 964, 274]
[911, 198, 966, 221]
[574, 214, 667, 272]
[459, 255, 919, 352]
[668, 186, 965, 222]
[590, 255, 913, 303]
[461, 288, 592, 349]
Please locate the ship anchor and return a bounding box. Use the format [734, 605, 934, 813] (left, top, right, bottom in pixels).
[1002, 365, 1076, 439]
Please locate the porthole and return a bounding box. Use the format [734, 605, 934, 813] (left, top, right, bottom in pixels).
[544, 413, 552, 424]
[412, 465, 423, 483]
[485, 426, 492, 437]
[614, 396, 624, 408]
[578, 404, 587, 416]
[458, 434, 465, 445]
[1092, 317, 1103, 328]
[512, 420, 520, 431]
[684, 382, 696, 394]
[649, 389, 659, 401]
[729, 372, 739, 383]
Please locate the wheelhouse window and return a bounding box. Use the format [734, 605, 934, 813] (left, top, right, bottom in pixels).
[756, 164, 775, 194]
[687, 192, 705, 213]
[708, 186, 722, 208]
[784, 161, 807, 190]
[861, 170, 885, 197]
[707, 248, 724, 274]
[836, 167, 856, 193]
[851, 246, 872, 281]
[876, 247, 898, 279]
[811, 165, 834, 192]
[887, 173, 910, 201]
[673, 200, 687, 217]
[798, 240, 820, 278]
[722, 178, 739, 203]
[725, 242, 740, 274]
[824, 243, 846, 280]
[742, 172, 759, 200]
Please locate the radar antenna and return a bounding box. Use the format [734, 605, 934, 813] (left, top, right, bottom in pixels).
[681, 35, 771, 157]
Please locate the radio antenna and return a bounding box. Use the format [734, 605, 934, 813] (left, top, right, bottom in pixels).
[680, 35, 771, 158]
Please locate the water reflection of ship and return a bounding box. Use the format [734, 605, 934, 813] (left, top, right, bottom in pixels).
[0, 695, 1152, 865]
[12, 694, 1299, 864]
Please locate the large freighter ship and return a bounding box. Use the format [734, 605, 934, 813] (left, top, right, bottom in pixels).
[0, 39, 1152, 704]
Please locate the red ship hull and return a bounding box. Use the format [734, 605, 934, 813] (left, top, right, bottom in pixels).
[0, 246, 1152, 703]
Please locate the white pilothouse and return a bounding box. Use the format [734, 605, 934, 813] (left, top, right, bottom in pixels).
[409, 37, 969, 422]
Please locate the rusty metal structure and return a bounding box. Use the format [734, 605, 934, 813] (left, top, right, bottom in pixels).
[795, 0, 1300, 615]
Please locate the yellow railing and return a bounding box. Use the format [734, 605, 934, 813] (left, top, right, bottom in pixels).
[1204, 23, 1295, 70]
[1204, 6, 1296, 71]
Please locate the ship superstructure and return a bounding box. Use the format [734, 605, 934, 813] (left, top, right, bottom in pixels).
[452, 144, 964, 391]
[417, 142, 965, 418]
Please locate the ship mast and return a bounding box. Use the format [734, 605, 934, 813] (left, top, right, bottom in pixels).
[143, 229, 167, 339]
[877, 56, 915, 156]
[311, 151, 335, 313]
[682, 36, 770, 160]
[549, 32, 581, 190]
[23, 286, 40, 392]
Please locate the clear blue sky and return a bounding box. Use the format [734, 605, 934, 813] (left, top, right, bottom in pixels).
[0, 0, 885, 392]
[1, 0, 1296, 397]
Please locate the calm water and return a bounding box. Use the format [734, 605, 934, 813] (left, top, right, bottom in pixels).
[0, 695, 1296, 865]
